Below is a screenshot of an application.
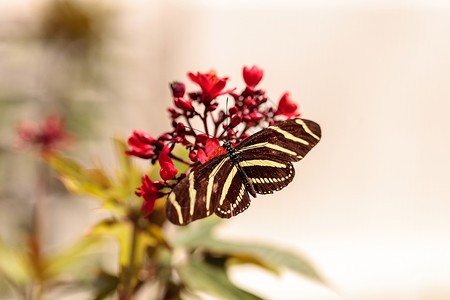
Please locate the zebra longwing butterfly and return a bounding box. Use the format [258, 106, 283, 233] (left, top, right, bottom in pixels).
[165, 118, 321, 225]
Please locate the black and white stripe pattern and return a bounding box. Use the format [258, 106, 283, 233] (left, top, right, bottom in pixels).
[165, 118, 321, 225]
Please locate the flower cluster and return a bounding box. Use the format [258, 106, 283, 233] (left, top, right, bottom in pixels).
[16, 115, 72, 155]
[126, 66, 301, 218]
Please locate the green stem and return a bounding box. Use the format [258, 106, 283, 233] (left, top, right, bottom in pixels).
[119, 218, 139, 300]
[28, 161, 50, 300]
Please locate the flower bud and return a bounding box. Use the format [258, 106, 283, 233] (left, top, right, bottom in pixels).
[243, 65, 263, 89]
[175, 122, 186, 135]
[174, 97, 194, 112]
[158, 133, 172, 141]
[189, 151, 198, 162]
[206, 104, 218, 112]
[170, 82, 186, 97]
[244, 97, 256, 107]
[229, 106, 238, 115]
[229, 114, 241, 127]
[196, 134, 208, 144]
[162, 143, 174, 154]
[249, 111, 264, 121]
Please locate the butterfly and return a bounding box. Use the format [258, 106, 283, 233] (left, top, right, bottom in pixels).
[165, 118, 321, 225]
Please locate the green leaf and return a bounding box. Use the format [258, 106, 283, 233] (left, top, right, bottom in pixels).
[113, 138, 142, 193]
[226, 254, 280, 276]
[45, 236, 101, 278]
[0, 240, 31, 286]
[91, 271, 119, 300]
[46, 155, 111, 200]
[89, 219, 157, 270]
[172, 226, 325, 285]
[179, 256, 264, 300]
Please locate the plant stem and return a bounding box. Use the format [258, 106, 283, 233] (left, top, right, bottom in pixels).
[169, 153, 192, 166]
[201, 108, 209, 136]
[184, 115, 197, 139]
[119, 218, 139, 300]
[28, 161, 50, 300]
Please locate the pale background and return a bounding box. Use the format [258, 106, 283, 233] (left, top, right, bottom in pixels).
[1, 0, 450, 299]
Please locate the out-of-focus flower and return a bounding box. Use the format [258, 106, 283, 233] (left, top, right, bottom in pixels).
[136, 175, 163, 218]
[243, 65, 263, 89]
[188, 71, 235, 102]
[174, 97, 194, 112]
[126, 130, 156, 159]
[158, 152, 178, 181]
[275, 92, 301, 118]
[170, 82, 186, 97]
[197, 138, 226, 164]
[16, 115, 71, 154]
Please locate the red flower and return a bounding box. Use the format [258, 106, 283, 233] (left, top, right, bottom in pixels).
[136, 174, 163, 218]
[158, 152, 178, 180]
[228, 114, 242, 128]
[275, 92, 301, 118]
[170, 82, 186, 97]
[188, 70, 235, 102]
[174, 97, 194, 112]
[16, 115, 71, 154]
[126, 130, 156, 159]
[243, 65, 263, 89]
[197, 137, 226, 164]
[249, 111, 264, 121]
[195, 134, 208, 144]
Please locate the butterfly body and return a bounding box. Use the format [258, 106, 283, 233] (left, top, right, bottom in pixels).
[166, 118, 321, 225]
[223, 141, 257, 198]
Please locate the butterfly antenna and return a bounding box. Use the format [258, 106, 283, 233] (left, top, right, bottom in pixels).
[184, 125, 213, 137]
[226, 97, 230, 141]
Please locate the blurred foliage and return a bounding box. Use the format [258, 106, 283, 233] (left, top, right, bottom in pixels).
[0, 2, 326, 297]
[0, 133, 326, 298]
[40, 0, 110, 50]
[25, 138, 326, 299]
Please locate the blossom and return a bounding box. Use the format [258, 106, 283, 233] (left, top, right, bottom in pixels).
[126, 130, 156, 159]
[228, 114, 242, 128]
[170, 82, 186, 97]
[243, 65, 263, 89]
[127, 66, 307, 220]
[16, 115, 71, 154]
[136, 175, 163, 218]
[174, 97, 194, 112]
[275, 92, 301, 118]
[197, 138, 226, 164]
[158, 152, 178, 180]
[188, 70, 235, 102]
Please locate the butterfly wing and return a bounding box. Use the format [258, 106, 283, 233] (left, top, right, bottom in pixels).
[236, 118, 321, 194]
[165, 154, 230, 225]
[213, 164, 251, 219]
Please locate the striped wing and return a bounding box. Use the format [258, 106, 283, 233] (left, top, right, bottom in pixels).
[165, 155, 229, 225]
[236, 118, 321, 194]
[214, 165, 251, 219]
[165, 154, 251, 225]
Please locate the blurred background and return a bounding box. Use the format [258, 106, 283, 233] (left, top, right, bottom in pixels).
[1, 0, 450, 299]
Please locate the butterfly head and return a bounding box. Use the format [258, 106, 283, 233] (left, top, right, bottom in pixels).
[223, 141, 234, 153]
